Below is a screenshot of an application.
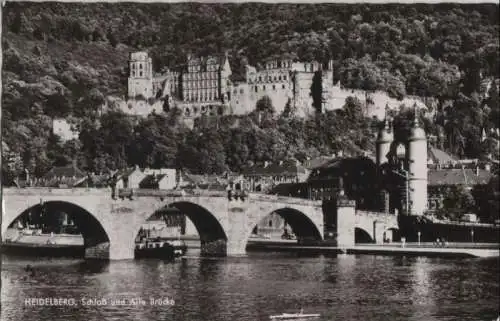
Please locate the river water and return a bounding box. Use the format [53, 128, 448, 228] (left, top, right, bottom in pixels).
[1, 251, 499, 321]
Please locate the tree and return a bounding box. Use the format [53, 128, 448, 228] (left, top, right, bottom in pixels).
[310, 70, 323, 113]
[107, 28, 118, 47]
[256, 95, 275, 114]
[10, 12, 22, 34]
[436, 185, 475, 220]
[282, 98, 293, 118]
[472, 176, 499, 223]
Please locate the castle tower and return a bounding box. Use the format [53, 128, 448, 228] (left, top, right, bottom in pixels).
[128, 51, 153, 99]
[220, 51, 232, 103]
[376, 105, 394, 167]
[406, 105, 428, 215]
[321, 60, 334, 113]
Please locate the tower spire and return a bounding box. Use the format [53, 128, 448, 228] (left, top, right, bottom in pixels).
[412, 102, 420, 127]
[384, 103, 391, 130]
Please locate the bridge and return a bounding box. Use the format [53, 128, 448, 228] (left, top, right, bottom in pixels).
[2, 188, 399, 260]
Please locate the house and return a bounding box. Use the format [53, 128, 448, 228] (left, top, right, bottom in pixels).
[115, 166, 145, 189]
[139, 169, 177, 190]
[426, 165, 494, 213]
[242, 159, 309, 192]
[52, 118, 79, 142]
[39, 162, 87, 188]
[115, 166, 177, 189]
[177, 172, 229, 191]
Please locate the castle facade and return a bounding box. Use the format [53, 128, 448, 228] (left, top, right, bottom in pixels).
[127, 51, 335, 119]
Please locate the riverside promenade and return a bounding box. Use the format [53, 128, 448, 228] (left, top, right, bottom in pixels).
[246, 240, 500, 258]
[347, 243, 499, 258]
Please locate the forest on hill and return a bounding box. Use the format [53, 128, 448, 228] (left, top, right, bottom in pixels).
[1, 2, 499, 181]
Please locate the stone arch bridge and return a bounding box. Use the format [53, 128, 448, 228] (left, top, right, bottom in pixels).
[2, 188, 326, 259]
[2, 188, 399, 260]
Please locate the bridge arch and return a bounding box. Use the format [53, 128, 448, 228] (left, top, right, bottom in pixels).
[3, 201, 110, 257]
[134, 201, 228, 256]
[355, 227, 374, 243]
[384, 227, 401, 242]
[244, 206, 323, 249]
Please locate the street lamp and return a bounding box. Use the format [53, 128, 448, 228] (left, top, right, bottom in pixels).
[471, 229, 474, 243]
[417, 231, 421, 245]
[392, 168, 410, 215]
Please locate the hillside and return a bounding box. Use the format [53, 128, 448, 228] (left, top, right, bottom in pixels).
[1, 2, 499, 179]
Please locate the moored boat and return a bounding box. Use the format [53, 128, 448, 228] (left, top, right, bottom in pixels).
[169, 239, 187, 257]
[1, 228, 84, 257]
[134, 238, 176, 259]
[270, 309, 321, 320]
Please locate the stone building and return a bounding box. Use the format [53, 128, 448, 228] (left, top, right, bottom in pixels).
[127, 52, 154, 99]
[242, 159, 309, 192]
[128, 51, 232, 119]
[125, 51, 431, 122]
[230, 58, 334, 117]
[127, 51, 336, 119]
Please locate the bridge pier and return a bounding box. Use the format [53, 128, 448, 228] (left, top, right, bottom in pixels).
[85, 242, 110, 260]
[337, 199, 356, 247]
[373, 221, 386, 244]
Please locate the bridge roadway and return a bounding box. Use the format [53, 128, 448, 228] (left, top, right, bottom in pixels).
[2, 188, 398, 260]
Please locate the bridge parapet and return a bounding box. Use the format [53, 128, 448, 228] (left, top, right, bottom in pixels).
[117, 189, 322, 207]
[356, 210, 396, 222]
[118, 188, 227, 198]
[3, 187, 109, 197]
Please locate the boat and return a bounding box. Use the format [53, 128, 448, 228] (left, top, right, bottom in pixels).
[134, 238, 176, 259]
[169, 239, 187, 257]
[1, 228, 84, 257]
[270, 309, 321, 320]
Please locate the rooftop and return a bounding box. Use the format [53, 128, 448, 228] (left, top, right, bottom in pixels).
[428, 146, 458, 165]
[139, 174, 167, 189]
[42, 163, 86, 180]
[242, 159, 308, 176]
[428, 168, 493, 186]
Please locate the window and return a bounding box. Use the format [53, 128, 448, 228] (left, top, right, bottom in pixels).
[273, 85, 276, 90]
[263, 85, 266, 90]
[139, 64, 143, 69]
[240, 89, 244, 94]
[283, 75, 287, 81]
[278, 75, 281, 81]
[282, 84, 285, 89]
[269, 220, 272, 227]
[139, 71, 143, 77]
[259, 76, 262, 82]
[255, 86, 258, 92]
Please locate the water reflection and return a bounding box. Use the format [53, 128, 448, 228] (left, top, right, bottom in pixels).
[1, 253, 499, 321]
[76, 260, 110, 274]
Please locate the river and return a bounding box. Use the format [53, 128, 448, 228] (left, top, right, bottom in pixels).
[1, 251, 499, 321]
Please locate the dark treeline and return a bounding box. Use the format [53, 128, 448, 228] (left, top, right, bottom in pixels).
[2, 96, 375, 179]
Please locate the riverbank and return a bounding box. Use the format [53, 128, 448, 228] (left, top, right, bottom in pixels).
[246, 240, 499, 258]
